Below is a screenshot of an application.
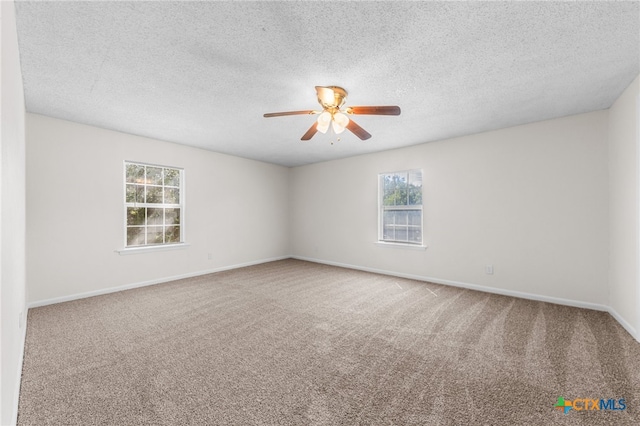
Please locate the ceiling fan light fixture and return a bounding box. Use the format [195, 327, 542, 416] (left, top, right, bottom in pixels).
[263, 85, 399, 141]
[332, 112, 349, 134]
[316, 111, 331, 133]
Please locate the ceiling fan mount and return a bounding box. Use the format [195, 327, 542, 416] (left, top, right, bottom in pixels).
[263, 86, 400, 141]
[316, 86, 348, 111]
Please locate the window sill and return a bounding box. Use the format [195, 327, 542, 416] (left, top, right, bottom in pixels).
[374, 241, 428, 250]
[116, 243, 190, 255]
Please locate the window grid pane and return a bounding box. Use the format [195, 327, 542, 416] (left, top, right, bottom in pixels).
[379, 170, 423, 245]
[125, 162, 183, 247]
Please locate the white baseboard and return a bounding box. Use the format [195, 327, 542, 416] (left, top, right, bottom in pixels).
[26, 254, 640, 345]
[12, 308, 28, 426]
[607, 306, 639, 343]
[293, 255, 609, 310]
[27, 255, 290, 309]
[293, 255, 640, 343]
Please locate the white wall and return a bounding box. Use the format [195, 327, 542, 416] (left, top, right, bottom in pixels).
[26, 114, 290, 304]
[291, 111, 610, 307]
[1, 1, 27, 425]
[609, 74, 639, 338]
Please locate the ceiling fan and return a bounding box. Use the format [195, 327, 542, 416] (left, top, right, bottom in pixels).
[263, 86, 401, 141]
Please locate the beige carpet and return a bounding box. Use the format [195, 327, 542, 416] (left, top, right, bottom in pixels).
[18, 259, 640, 425]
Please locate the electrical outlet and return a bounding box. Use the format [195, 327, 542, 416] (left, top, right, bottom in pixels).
[207, 253, 213, 260]
[485, 265, 494, 275]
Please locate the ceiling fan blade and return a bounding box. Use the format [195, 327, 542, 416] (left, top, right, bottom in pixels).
[263, 110, 316, 118]
[346, 119, 372, 140]
[346, 106, 401, 116]
[301, 122, 318, 141]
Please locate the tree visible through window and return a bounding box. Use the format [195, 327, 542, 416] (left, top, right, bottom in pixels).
[125, 162, 183, 247]
[379, 170, 423, 244]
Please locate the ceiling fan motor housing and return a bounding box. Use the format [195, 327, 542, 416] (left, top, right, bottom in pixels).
[316, 86, 348, 111]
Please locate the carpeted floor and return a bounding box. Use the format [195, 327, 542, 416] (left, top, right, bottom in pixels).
[18, 259, 640, 425]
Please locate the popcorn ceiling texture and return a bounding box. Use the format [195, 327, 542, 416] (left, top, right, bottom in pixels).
[13, 1, 639, 167]
[17, 260, 640, 425]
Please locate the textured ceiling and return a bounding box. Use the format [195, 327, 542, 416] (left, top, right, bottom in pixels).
[14, 1, 640, 167]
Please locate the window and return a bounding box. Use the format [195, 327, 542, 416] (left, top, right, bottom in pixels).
[125, 162, 183, 247]
[379, 170, 423, 245]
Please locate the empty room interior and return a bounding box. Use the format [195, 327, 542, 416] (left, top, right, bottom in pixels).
[2, 1, 640, 425]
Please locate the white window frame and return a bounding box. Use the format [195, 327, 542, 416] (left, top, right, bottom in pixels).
[122, 161, 185, 250]
[378, 169, 424, 247]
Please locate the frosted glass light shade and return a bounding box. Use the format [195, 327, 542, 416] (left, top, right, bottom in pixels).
[332, 112, 349, 134]
[317, 111, 331, 133]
